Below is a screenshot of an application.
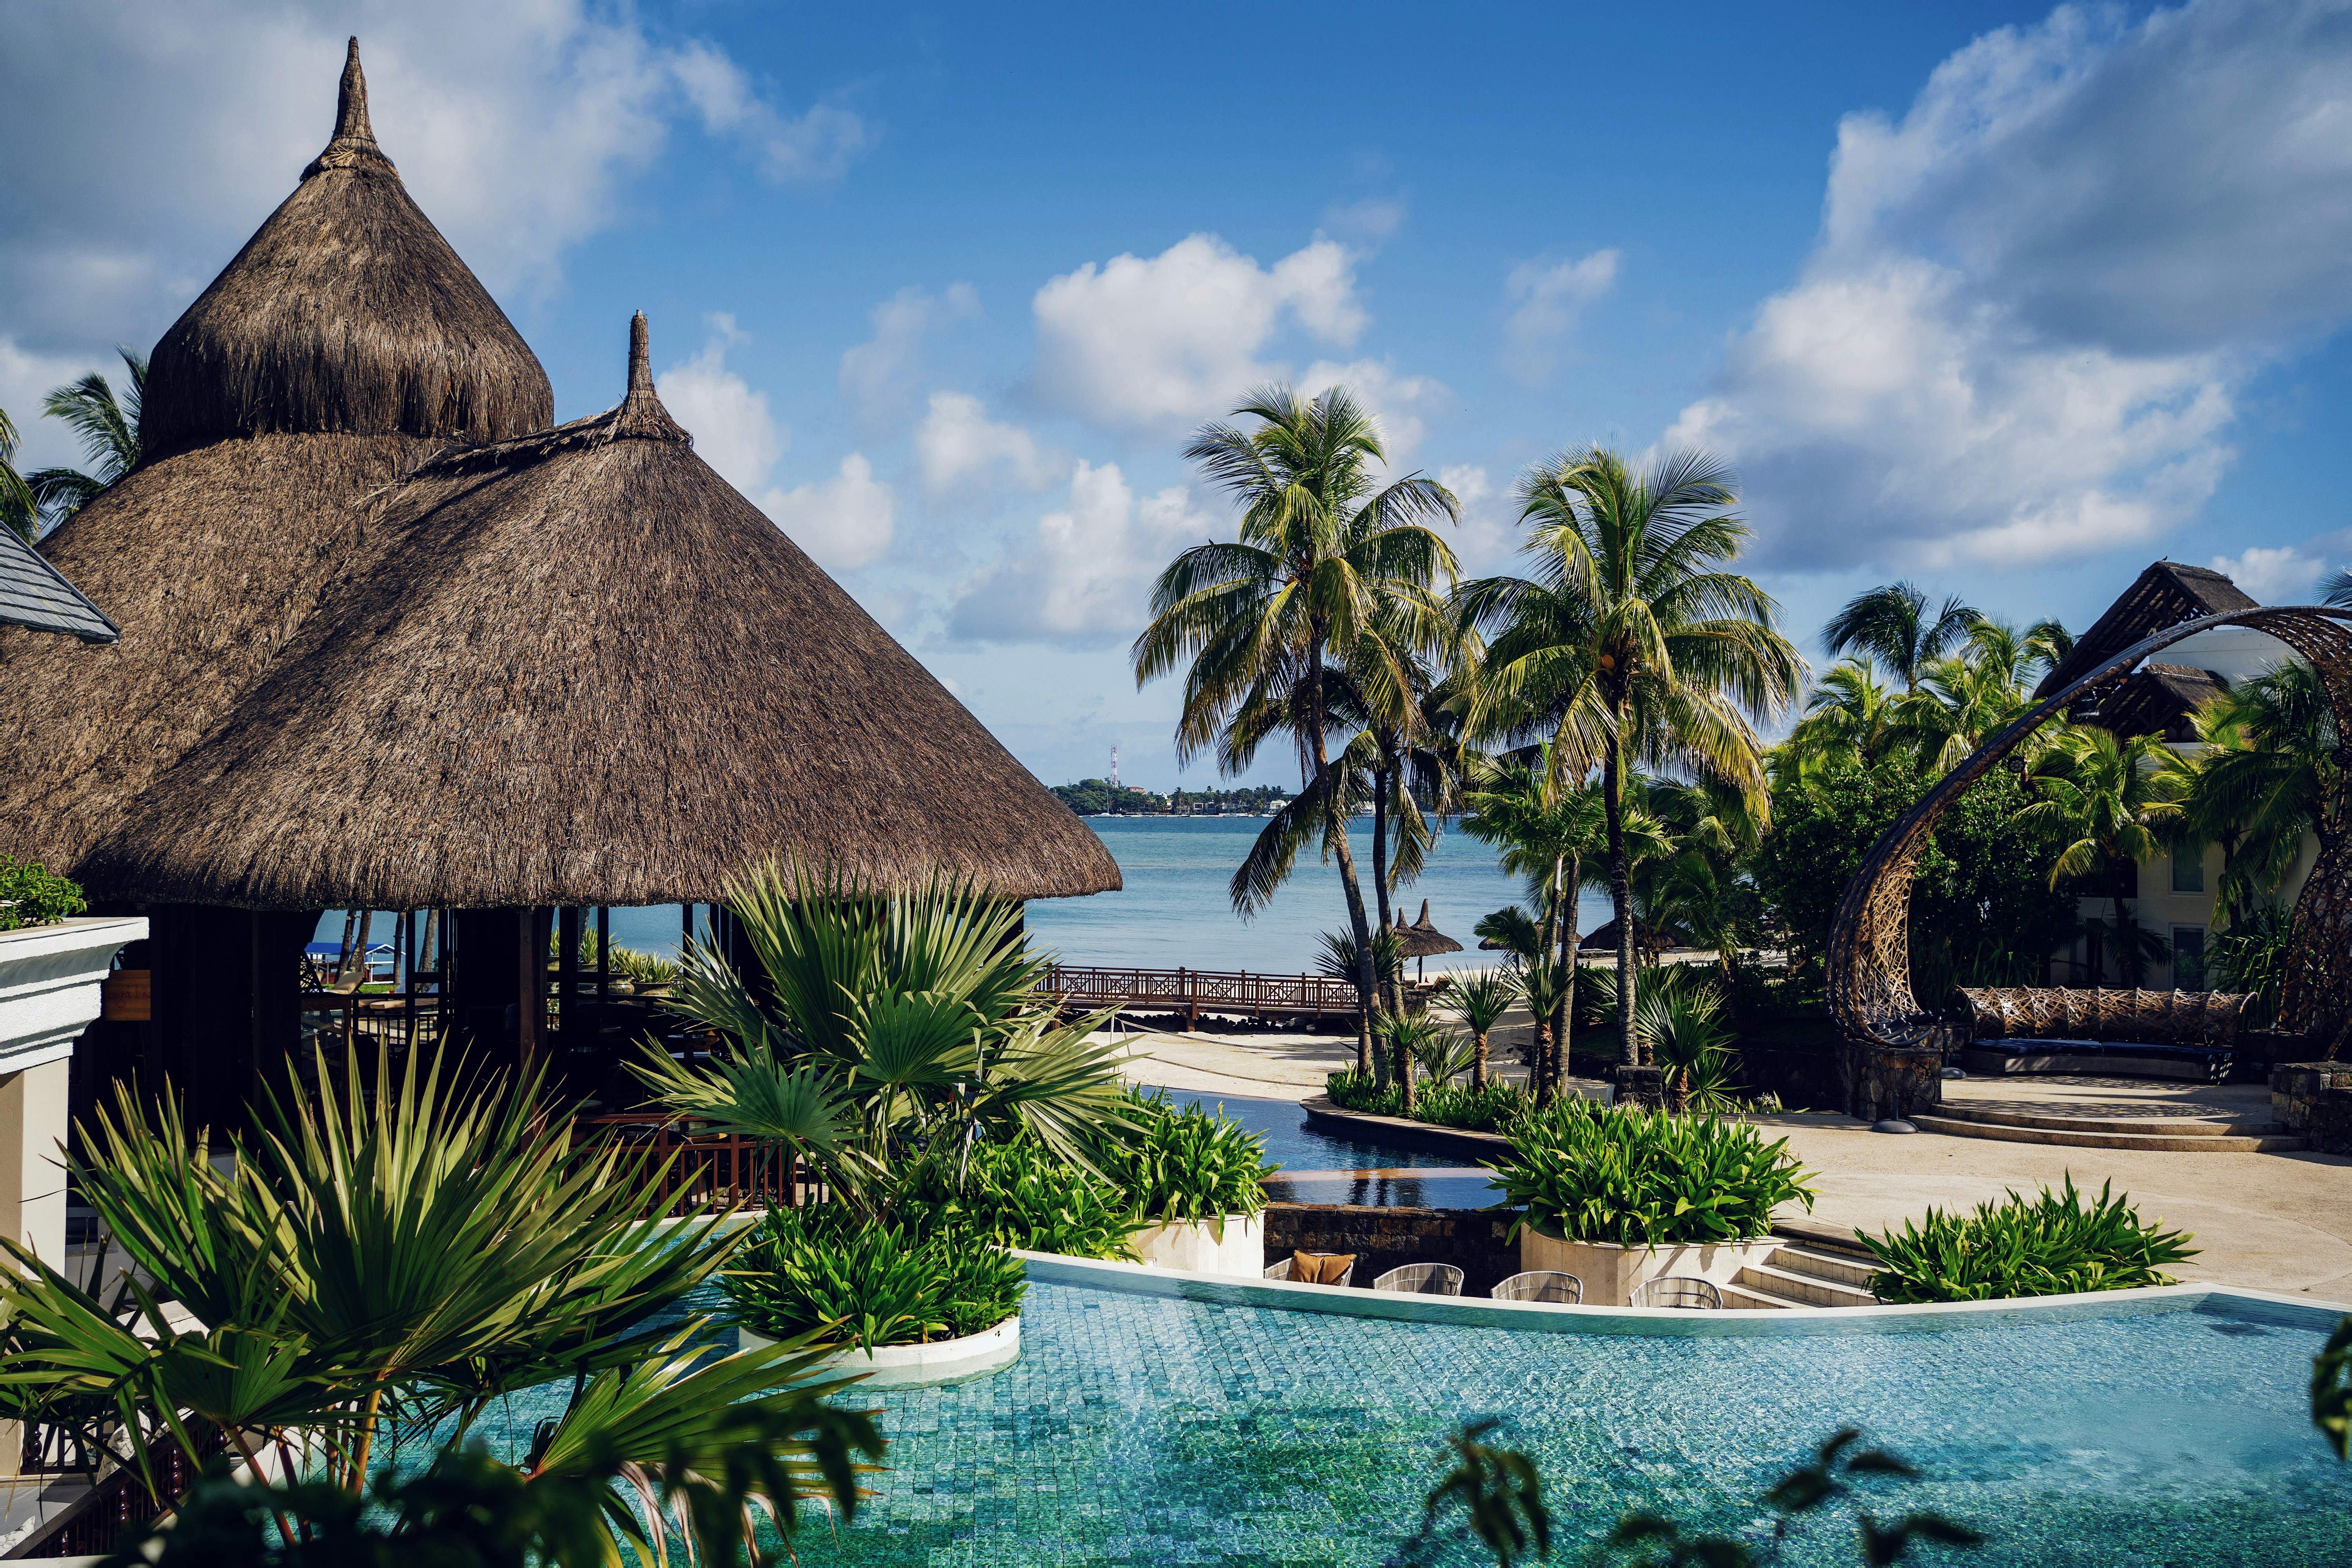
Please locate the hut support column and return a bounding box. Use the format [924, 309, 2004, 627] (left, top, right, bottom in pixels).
[516, 912, 541, 1080]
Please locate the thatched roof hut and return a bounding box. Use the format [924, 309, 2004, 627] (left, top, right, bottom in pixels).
[0, 39, 551, 877]
[1392, 900, 1461, 959]
[82, 315, 1122, 909]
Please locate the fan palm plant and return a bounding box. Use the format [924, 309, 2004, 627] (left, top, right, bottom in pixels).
[1459, 447, 1802, 1069]
[2158, 660, 2335, 922]
[1448, 969, 1520, 1090]
[1784, 658, 1896, 774]
[1820, 581, 1979, 695]
[635, 861, 1136, 1208]
[0, 1049, 877, 1563]
[25, 347, 144, 528]
[1633, 970, 1742, 1113]
[1133, 385, 1460, 1074]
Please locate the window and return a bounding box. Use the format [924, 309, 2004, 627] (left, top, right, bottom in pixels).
[2172, 927, 2206, 991]
[2171, 847, 2205, 894]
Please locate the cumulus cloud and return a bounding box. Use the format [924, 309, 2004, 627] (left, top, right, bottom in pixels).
[915, 392, 1067, 502]
[657, 315, 788, 489]
[1438, 463, 1526, 575]
[2210, 544, 2327, 604]
[838, 283, 980, 440]
[1500, 250, 1622, 385]
[949, 461, 1215, 646]
[1664, 0, 2352, 572]
[760, 454, 897, 572]
[1029, 234, 1368, 431]
[1323, 195, 1408, 242]
[0, 2, 868, 370]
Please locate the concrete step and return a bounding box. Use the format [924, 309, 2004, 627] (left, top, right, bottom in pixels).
[1935, 1102, 2291, 1138]
[1737, 1258, 1880, 1309]
[1911, 1112, 2308, 1153]
[1720, 1280, 1807, 1310]
[1769, 1243, 1878, 1291]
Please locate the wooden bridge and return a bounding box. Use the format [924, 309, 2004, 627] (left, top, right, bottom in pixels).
[1038, 964, 1365, 1028]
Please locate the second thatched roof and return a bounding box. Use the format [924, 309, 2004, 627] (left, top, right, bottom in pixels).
[81, 316, 1122, 909]
[1392, 900, 1461, 958]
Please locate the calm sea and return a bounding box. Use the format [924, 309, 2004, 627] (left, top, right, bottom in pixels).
[312, 815, 1613, 975]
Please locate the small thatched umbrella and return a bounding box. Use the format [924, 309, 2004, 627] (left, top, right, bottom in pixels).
[0, 39, 551, 878]
[1392, 899, 1462, 981]
[85, 315, 1123, 912]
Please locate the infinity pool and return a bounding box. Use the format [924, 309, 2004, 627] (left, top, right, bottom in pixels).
[778, 1278, 2349, 1567]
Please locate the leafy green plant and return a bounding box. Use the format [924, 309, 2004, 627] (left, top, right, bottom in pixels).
[1408, 1020, 1479, 1086]
[608, 945, 682, 989]
[0, 854, 85, 931]
[1105, 1089, 1272, 1229]
[2207, 904, 2294, 1030]
[1414, 1081, 1532, 1133]
[1325, 1069, 1403, 1117]
[720, 1204, 1024, 1349]
[1448, 969, 1519, 1089]
[1860, 1177, 2198, 1303]
[1492, 1100, 1816, 1247]
[2317, 1316, 2352, 1461]
[902, 1136, 1146, 1261]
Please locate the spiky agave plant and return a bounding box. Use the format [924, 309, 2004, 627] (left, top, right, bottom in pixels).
[1449, 969, 1520, 1091]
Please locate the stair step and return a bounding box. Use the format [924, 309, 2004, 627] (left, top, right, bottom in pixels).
[1936, 1103, 2289, 1138]
[1911, 1113, 2307, 1154]
[1737, 1259, 1880, 1308]
[1720, 1281, 1806, 1310]
[1768, 1243, 1878, 1290]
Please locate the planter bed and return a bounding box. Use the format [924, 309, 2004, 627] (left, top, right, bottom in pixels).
[739, 1316, 1020, 1388]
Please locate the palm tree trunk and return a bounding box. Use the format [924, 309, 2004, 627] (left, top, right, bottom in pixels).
[1605, 736, 1639, 1066]
[1372, 757, 1398, 1019]
[1557, 851, 1580, 1095]
[1308, 632, 1377, 1077]
[1533, 857, 1560, 1106]
[1472, 1027, 1488, 1092]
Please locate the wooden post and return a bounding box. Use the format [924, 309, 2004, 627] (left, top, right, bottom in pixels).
[595, 906, 610, 1002]
[517, 910, 541, 1079]
[557, 907, 581, 1042]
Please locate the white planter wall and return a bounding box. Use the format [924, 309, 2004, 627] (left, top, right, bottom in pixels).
[741, 1316, 1020, 1387]
[0, 916, 144, 1270]
[1519, 1224, 1778, 1307]
[1133, 1213, 1264, 1277]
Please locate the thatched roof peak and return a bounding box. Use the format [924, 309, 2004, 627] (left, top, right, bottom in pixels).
[303, 38, 391, 179]
[140, 38, 550, 450]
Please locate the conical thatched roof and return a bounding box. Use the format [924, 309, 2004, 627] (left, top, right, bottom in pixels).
[144, 39, 551, 450]
[1393, 899, 1461, 958]
[81, 316, 1123, 910]
[0, 40, 552, 879]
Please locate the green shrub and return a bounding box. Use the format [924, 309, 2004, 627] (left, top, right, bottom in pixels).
[608, 945, 681, 989]
[1414, 1081, 1531, 1132]
[1325, 1069, 1402, 1116]
[1105, 1089, 1272, 1226]
[1860, 1176, 2198, 1303]
[1493, 1100, 1815, 1246]
[719, 1204, 1023, 1350]
[902, 1136, 1145, 1260]
[0, 856, 84, 932]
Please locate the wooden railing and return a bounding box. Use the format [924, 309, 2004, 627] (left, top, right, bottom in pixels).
[570, 1114, 804, 1213]
[13, 1423, 229, 1560]
[1038, 964, 1363, 1027]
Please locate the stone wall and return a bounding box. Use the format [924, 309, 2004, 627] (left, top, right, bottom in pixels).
[1262, 1203, 1521, 1295]
[2271, 1061, 2352, 1155]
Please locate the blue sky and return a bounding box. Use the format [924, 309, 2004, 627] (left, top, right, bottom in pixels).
[5, 1, 2349, 791]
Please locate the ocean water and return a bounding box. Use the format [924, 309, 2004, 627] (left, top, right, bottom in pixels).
[450, 1283, 2352, 1567]
[314, 815, 1614, 976]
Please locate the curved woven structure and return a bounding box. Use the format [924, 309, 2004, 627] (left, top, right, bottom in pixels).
[1828, 606, 2352, 1076]
[1956, 987, 2252, 1047]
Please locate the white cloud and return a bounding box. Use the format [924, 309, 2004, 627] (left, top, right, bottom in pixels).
[1500, 250, 1622, 385]
[1664, 0, 2352, 572]
[0, 3, 867, 365]
[759, 454, 897, 572]
[1030, 234, 1368, 431]
[2210, 544, 2326, 604]
[0, 334, 117, 473]
[915, 392, 1067, 502]
[1323, 195, 1408, 242]
[1439, 463, 1523, 574]
[838, 283, 979, 439]
[949, 461, 1214, 646]
[1297, 358, 1453, 468]
[657, 314, 787, 492]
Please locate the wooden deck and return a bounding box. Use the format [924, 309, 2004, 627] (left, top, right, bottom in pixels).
[1038, 964, 1363, 1027]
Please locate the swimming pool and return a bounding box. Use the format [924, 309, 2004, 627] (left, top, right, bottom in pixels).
[776, 1269, 2351, 1566]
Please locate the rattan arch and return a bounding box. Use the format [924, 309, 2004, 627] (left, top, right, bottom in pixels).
[1828, 606, 2352, 1061]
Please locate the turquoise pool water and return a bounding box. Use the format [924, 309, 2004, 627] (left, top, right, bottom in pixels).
[457, 1279, 2351, 1566]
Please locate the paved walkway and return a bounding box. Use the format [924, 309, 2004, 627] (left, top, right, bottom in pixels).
[1117, 1022, 2352, 1301]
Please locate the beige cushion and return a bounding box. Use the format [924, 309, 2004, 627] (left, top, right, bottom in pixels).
[1292, 1250, 1354, 1285]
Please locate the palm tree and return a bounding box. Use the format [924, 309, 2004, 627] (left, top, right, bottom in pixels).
[1821, 581, 1979, 694]
[1447, 969, 1519, 1090]
[1888, 622, 2040, 775]
[25, 347, 145, 528]
[2014, 723, 2176, 986]
[0, 406, 36, 541]
[2160, 661, 2335, 921]
[1784, 658, 1896, 772]
[1133, 385, 1459, 1068]
[1459, 447, 1804, 1069]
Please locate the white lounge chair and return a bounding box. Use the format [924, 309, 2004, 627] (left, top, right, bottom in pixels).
[1490, 1270, 1582, 1304]
[1630, 1276, 1721, 1310]
[1371, 1262, 1463, 1296]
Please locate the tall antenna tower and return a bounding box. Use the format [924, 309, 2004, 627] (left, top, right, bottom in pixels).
[1111, 744, 1120, 789]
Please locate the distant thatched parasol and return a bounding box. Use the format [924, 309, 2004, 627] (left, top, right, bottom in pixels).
[0, 38, 552, 878]
[1391, 899, 1461, 982]
[83, 315, 1124, 910]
